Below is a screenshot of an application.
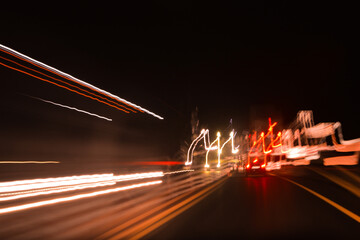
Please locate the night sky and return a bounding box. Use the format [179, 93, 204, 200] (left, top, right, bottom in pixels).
[0, 1, 359, 163]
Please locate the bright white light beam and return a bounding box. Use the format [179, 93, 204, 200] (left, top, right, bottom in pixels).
[0, 180, 162, 214]
[185, 129, 207, 166]
[34, 96, 112, 121]
[0, 43, 164, 120]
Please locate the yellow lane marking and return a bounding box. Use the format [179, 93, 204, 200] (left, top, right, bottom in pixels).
[270, 173, 360, 223]
[109, 176, 228, 240]
[96, 188, 195, 239]
[309, 167, 360, 198]
[0, 161, 59, 164]
[129, 179, 224, 240]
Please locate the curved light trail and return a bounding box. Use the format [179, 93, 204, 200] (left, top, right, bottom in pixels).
[186, 129, 239, 168]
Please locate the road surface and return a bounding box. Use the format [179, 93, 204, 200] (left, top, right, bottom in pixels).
[0, 164, 359, 239]
[147, 165, 360, 239]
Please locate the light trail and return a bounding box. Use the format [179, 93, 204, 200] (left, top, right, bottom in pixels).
[0, 43, 164, 119]
[33, 96, 113, 121]
[205, 132, 220, 168]
[0, 61, 130, 113]
[217, 130, 239, 167]
[230, 131, 239, 154]
[0, 54, 136, 113]
[185, 129, 207, 166]
[0, 180, 162, 215]
[113, 172, 164, 182]
[186, 129, 239, 168]
[163, 169, 195, 175]
[0, 172, 164, 202]
[0, 174, 115, 193]
[0, 181, 115, 202]
[0, 161, 59, 164]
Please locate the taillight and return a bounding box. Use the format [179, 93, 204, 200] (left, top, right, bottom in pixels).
[246, 164, 250, 169]
[261, 163, 266, 168]
[253, 158, 258, 163]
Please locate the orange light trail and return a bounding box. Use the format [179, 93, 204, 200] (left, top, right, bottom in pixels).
[0, 61, 130, 113]
[0, 44, 163, 119]
[0, 55, 136, 113]
[0, 48, 139, 112]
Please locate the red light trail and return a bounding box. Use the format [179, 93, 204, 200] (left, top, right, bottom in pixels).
[0, 43, 164, 119]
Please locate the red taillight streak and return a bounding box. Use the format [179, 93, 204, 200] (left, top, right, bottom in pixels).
[0, 55, 136, 113]
[0, 61, 131, 113]
[0, 48, 142, 112]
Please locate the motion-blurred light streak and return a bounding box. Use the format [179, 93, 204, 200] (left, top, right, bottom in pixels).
[113, 172, 164, 182]
[0, 180, 162, 214]
[34, 96, 113, 121]
[186, 129, 238, 168]
[185, 129, 207, 166]
[0, 182, 115, 202]
[205, 132, 220, 168]
[0, 161, 59, 164]
[0, 46, 135, 113]
[0, 174, 115, 193]
[163, 169, 195, 175]
[0, 55, 136, 113]
[0, 172, 164, 202]
[0, 61, 131, 113]
[0, 43, 164, 119]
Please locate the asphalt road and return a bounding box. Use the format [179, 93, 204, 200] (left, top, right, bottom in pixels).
[146, 166, 360, 240]
[1, 164, 359, 239]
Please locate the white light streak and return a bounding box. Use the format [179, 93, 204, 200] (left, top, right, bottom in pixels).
[0, 174, 115, 193]
[230, 131, 239, 154]
[164, 169, 195, 175]
[113, 171, 164, 182]
[185, 129, 207, 166]
[0, 43, 164, 120]
[205, 133, 220, 168]
[0, 180, 162, 214]
[0, 182, 115, 202]
[33, 96, 112, 121]
[0, 171, 164, 202]
[186, 129, 239, 168]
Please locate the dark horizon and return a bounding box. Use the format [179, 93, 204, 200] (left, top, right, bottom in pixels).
[1, 1, 359, 161]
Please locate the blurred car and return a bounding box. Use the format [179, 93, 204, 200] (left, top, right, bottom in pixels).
[245, 153, 266, 176]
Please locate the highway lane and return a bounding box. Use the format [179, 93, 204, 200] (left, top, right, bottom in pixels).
[0, 164, 359, 239]
[146, 166, 360, 240]
[0, 165, 229, 239]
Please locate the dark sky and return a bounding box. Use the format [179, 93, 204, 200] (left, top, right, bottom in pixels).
[0, 1, 359, 161]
